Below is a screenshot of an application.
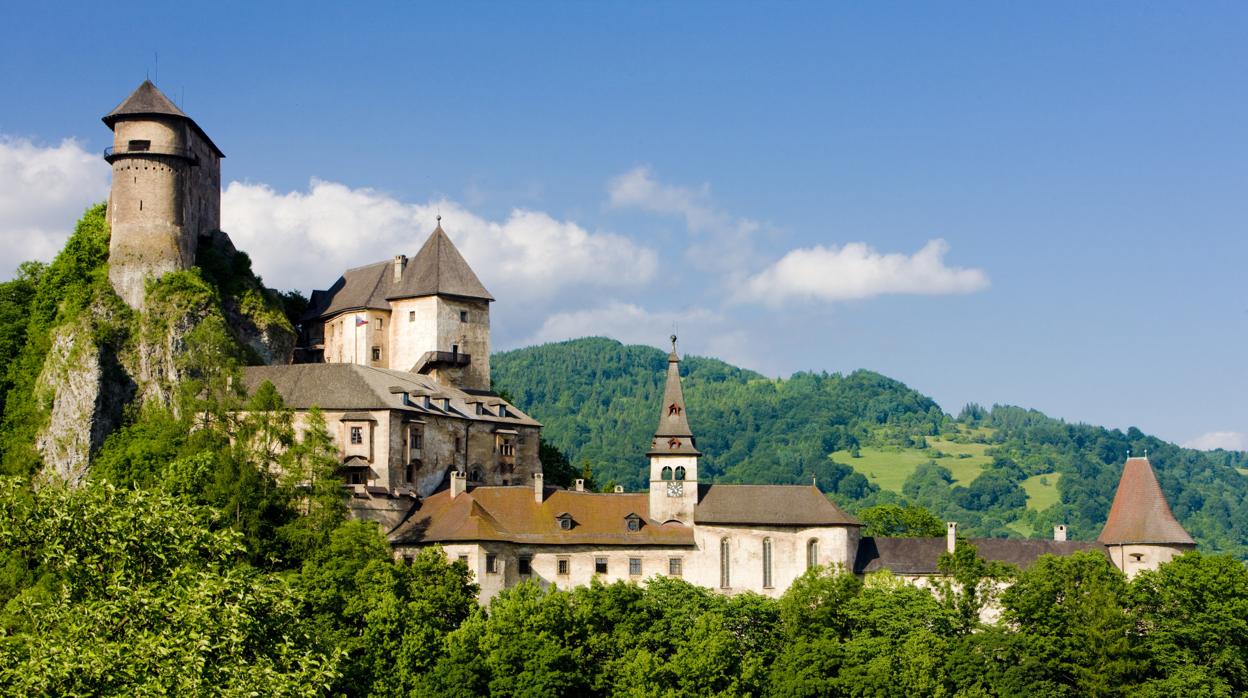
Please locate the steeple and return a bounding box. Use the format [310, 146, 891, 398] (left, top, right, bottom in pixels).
[648, 335, 700, 456]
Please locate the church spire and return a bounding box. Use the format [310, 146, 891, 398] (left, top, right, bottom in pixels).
[648, 335, 700, 456]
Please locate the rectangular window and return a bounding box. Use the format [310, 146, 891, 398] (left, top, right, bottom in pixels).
[486, 554, 498, 573]
[763, 538, 774, 588]
[451, 343, 460, 355]
[410, 427, 422, 451]
[457, 555, 468, 565]
[557, 557, 570, 576]
[595, 557, 608, 574]
[499, 438, 515, 457]
[720, 538, 731, 588]
[350, 426, 363, 444]
[371, 346, 381, 361]
[460, 310, 469, 322]
[128, 139, 151, 151]
[455, 436, 463, 452]
[375, 318, 383, 329]
[669, 558, 683, 576]
[518, 556, 532, 576]
[629, 558, 642, 576]
[409, 310, 415, 322]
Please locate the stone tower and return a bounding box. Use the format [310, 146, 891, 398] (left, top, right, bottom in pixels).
[648, 336, 701, 524]
[1097, 456, 1196, 578]
[102, 80, 223, 308]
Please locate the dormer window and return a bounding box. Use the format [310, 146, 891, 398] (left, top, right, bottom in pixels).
[625, 514, 642, 532]
[668, 403, 682, 416]
[475, 403, 485, 416]
[668, 438, 681, 449]
[498, 404, 508, 418]
[556, 513, 574, 531]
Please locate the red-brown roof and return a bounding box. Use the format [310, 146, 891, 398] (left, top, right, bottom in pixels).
[1097, 457, 1195, 545]
[391, 486, 696, 547]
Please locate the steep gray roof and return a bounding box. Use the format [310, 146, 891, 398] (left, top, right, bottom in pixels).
[647, 337, 700, 456]
[102, 80, 224, 158]
[1098, 457, 1196, 545]
[694, 484, 861, 526]
[241, 364, 539, 427]
[305, 224, 491, 321]
[853, 537, 1107, 575]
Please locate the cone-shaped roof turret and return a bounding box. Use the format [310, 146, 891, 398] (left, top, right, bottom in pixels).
[1097, 456, 1195, 545]
[387, 219, 493, 302]
[648, 336, 700, 456]
[102, 80, 224, 157]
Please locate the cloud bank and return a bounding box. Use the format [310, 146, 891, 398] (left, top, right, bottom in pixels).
[738, 238, 990, 306]
[1183, 431, 1248, 451]
[0, 137, 110, 274]
[221, 179, 657, 304]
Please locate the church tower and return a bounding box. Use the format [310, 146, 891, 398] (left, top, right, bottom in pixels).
[648, 336, 700, 524]
[102, 80, 223, 308]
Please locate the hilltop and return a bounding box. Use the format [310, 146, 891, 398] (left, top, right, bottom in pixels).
[493, 337, 1248, 556]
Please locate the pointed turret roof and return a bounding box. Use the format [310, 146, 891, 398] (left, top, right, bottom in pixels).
[387, 220, 493, 302]
[648, 336, 700, 456]
[1097, 456, 1195, 546]
[102, 80, 224, 157]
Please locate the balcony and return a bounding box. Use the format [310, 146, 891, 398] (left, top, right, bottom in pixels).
[412, 350, 471, 375]
[104, 143, 198, 164]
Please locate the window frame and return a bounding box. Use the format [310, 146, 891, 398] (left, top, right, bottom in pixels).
[720, 538, 731, 588]
[594, 557, 608, 575]
[485, 554, 498, 574]
[629, 558, 642, 576]
[762, 537, 774, 589]
[350, 426, 363, 445]
[669, 557, 683, 577]
[557, 557, 570, 576]
[518, 555, 532, 576]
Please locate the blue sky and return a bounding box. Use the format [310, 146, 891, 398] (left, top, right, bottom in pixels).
[1, 2, 1245, 449]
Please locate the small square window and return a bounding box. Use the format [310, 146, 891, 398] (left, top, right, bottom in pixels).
[595, 557, 608, 574]
[409, 310, 416, 321]
[558, 517, 572, 531]
[518, 556, 532, 576]
[460, 310, 469, 322]
[486, 554, 498, 573]
[626, 516, 640, 532]
[457, 554, 468, 565]
[350, 426, 363, 444]
[629, 558, 642, 576]
[669, 558, 683, 576]
[557, 558, 569, 576]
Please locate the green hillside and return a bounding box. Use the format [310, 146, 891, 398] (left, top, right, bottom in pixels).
[493, 337, 1248, 556]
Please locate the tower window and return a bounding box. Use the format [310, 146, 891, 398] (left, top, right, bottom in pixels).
[807, 539, 819, 570]
[460, 310, 468, 322]
[661, 466, 673, 481]
[674, 466, 686, 481]
[375, 318, 383, 329]
[371, 346, 381, 361]
[763, 538, 774, 588]
[720, 538, 731, 588]
[451, 344, 459, 355]
[409, 311, 415, 322]
[128, 139, 151, 152]
[350, 427, 363, 444]
[139, 200, 143, 211]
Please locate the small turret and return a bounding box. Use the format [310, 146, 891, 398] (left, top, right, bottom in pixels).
[1098, 456, 1196, 577]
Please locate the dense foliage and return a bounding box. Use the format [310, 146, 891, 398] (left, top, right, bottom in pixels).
[494, 338, 1248, 556]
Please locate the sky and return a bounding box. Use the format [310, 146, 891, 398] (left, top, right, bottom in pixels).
[1, 2, 1245, 450]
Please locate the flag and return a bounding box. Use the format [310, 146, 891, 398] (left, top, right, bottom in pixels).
[356, 315, 368, 327]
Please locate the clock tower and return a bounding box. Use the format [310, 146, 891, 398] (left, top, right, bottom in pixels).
[648, 336, 700, 524]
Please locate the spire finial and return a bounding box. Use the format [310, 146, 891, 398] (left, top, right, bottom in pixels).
[436, 214, 442, 224]
[670, 334, 677, 352]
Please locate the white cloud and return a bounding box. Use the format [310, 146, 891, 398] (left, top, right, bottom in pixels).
[0, 137, 110, 275]
[608, 166, 762, 274]
[221, 178, 657, 304]
[1183, 431, 1248, 451]
[737, 238, 990, 306]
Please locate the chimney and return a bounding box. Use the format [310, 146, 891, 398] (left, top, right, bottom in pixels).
[393, 255, 407, 283]
[946, 522, 958, 554]
[450, 470, 467, 498]
[613, 485, 624, 493]
[1054, 524, 1068, 542]
[575, 478, 585, 492]
[533, 472, 544, 503]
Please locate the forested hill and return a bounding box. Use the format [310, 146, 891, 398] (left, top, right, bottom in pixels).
[493, 337, 1248, 556]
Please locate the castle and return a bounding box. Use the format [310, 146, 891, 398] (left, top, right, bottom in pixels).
[102, 81, 1197, 601]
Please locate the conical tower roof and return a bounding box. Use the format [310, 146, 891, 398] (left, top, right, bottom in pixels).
[387, 220, 493, 302]
[648, 336, 700, 456]
[1097, 456, 1195, 545]
[101, 80, 224, 157]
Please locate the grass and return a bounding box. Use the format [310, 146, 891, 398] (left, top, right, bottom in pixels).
[831, 434, 994, 493]
[1021, 472, 1062, 511]
[1007, 520, 1034, 537]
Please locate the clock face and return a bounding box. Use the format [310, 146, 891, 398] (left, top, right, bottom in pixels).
[667, 482, 684, 497]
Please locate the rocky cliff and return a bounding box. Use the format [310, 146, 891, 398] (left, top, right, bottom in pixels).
[0, 204, 296, 483]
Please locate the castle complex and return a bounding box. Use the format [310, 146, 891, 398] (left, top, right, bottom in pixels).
[102, 81, 1197, 602]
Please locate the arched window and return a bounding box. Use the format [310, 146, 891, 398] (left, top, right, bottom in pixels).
[469, 467, 484, 483]
[674, 466, 686, 481]
[807, 539, 819, 570]
[661, 466, 673, 481]
[762, 538, 773, 588]
[720, 538, 731, 588]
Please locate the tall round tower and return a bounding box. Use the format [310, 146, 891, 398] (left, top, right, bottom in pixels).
[102, 80, 223, 308]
